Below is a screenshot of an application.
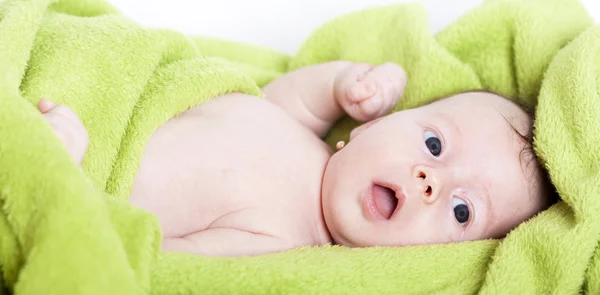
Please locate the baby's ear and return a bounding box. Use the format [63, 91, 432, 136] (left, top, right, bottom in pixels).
[349, 117, 385, 141]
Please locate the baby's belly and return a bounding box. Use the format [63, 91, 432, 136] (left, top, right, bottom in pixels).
[129, 93, 331, 240]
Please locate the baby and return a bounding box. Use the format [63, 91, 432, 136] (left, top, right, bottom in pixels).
[38, 61, 553, 256]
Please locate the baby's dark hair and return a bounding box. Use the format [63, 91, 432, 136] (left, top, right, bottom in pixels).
[501, 100, 559, 211]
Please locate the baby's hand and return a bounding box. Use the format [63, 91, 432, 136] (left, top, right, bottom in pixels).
[38, 99, 89, 164]
[334, 62, 407, 122]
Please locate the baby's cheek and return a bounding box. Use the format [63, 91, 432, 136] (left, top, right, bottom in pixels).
[417, 221, 464, 245]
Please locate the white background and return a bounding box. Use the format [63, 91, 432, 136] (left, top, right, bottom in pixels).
[109, 0, 599, 54]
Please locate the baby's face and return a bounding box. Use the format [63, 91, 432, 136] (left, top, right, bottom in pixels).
[322, 92, 546, 247]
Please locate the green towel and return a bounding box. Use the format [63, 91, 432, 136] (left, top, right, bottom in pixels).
[0, 0, 597, 294]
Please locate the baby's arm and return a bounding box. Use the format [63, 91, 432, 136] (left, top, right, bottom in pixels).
[263, 61, 407, 137]
[38, 99, 89, 164]
[162, 229, 287, 257]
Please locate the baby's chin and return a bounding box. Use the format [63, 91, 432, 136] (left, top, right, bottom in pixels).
[321, 200, 374, 248]
[326, 224, 364, 247]
[327, 227, 390, 248]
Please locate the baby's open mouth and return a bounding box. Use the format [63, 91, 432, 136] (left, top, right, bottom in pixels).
[372, 184, 402, 220]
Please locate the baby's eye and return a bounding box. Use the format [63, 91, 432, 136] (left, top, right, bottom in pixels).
[424, 130, 442, 157]
[452, 197, 470, 225]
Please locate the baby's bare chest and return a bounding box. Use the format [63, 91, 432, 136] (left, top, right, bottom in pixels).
[129, 93, 331, 244]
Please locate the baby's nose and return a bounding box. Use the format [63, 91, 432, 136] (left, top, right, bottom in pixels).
[413, 166, 440, 204]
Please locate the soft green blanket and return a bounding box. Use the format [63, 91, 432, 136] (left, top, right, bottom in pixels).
[0, 0, 597, 294]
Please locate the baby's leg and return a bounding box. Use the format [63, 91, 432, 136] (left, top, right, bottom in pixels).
[38, 99, 89, 164]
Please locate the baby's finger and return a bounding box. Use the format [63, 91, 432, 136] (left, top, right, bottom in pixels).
[335, 63, 376, 104]
[38, 98, 57, 114]
[358, 62, 406, 110]
[42, 110, 89, 164]
[357, 94, 383, 119]
[46, 104, 81, 125]
[41, 105, 84, 138]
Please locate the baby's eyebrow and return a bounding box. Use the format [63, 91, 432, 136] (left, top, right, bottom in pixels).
[472, 184, 493, 229]
[436, 112, 460, 137]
